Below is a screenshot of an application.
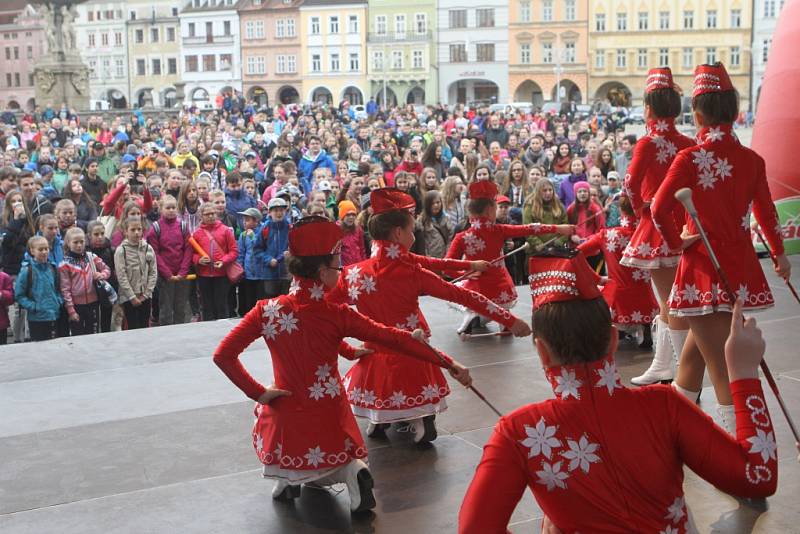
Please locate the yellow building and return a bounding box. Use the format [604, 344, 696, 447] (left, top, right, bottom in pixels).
[588, 1, 752, 108]
[299, 0, 368, 105]
[509, 0, 590, 106]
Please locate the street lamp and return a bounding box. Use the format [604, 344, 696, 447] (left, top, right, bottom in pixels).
[553, 47, 564, 107]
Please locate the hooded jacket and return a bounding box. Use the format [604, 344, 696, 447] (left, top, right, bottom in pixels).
[191, 220, 238, 278]
[114, 239, 158, 303]
[59, 252, 111, 314]
[14, 259, 63, 321]
[253, 217, 289, 280]
[297, 149, 336, 193]
[146, 216, 193, 279]
[224, 188, 258, 230]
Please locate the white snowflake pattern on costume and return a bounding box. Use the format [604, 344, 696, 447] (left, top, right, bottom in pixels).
[714, 157, 733, 180]
[463, 233, 486, 255]
[304, 446, 326, 467]
[655, 149, 670, 164]
[389, 391, 407, 407]
[654, 120, 669, 133]
[498, 291, 514, 304]
[361, 390, 377, 405]
[273, 443, 282, 458]
[520, 417, 562, 459]
[261, 321, 278, 340]
[706, 127, 725, 142]
[741, 202, 753, 232]
[404, 313, 420, 329]
[315, 363, 332, 381]
[619, 216, 631, 228]
[256, 434, 264, 452]
[681, 284, 700, 303]
[736, 284, 750, 304]
[262, 299, 283, 320]
[665, 497, 686, 524]
[471, 219, 483, 230]
[309, 283, 325, 301]
[660, 526, 678, 534]
[345, 265, 362, 284]
[289, 278, 301, 295]
[348, 284, 362, 301]
[360, 275, 377, 294]
[324, 376, 341, 398]
[637, 242, 653, 256]
[344, 437, 354, 451]
[747, 428, 777, 463]
[631, 310, 643, 323]
[554, 368, 583, 400]
[277, 312, 299, 334]
[422, 384, 440, 400]
[385, 243, 401, 259]
[308, 382, 325, 400]
[595, 361, 623, 396]
[632, 269, 649, 281]
[693, 148, 715, 172]
[535, 461, 569, 491]
[698, 169, 718, 190]
[561, 435, 601, 473]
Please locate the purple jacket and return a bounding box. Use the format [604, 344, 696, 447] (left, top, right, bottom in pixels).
[0, 271, 13, 330]
[146, 216, 193, 279]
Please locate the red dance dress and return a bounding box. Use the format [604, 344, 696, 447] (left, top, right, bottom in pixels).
[213, 277, 456, 483]
[621, 119, 696, 269]
[328, 240, 517, 423]
[579, 220, 660, 326]
[459, 354, 778, 533]
[446, 218, 558, 308]
[651, 124, 785, 316]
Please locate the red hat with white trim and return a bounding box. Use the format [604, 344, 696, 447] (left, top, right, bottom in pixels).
[289, 216, 343, 256]
[693, 62, 734, 98]
[528, 251, 601, 308]
[645, 67, 675, 93]
[468, 180, 499, 200]
[371, 188, 416, 214]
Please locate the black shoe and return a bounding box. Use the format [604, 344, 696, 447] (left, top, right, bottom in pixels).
[413, 415, 438, 444]
[272, 482, 301, 500]
[463, 316, 481, 335]
[351, 467, 376, 513]
[366, 422, 389, 439]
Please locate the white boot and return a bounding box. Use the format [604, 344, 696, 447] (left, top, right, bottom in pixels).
[272, 479, 301, 500]
[308, 459, 375, 513]
[631, 317, 675, 386]
[673, 383, 701, 404]
[366, 422, 388, 438]
[717, 404, 736, 435]
[668, 328, 689, 362]
[408, 415, 437, 444]
[457, 312, 479, 334]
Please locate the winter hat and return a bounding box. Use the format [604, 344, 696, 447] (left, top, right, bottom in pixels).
[338, 200, 357, 220]
[529, 251, 601, 308]
[289, 216, 343, 256]
[573, 181, 591, 193]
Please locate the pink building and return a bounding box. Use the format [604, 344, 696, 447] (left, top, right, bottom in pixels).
[0, 1, 47, 112]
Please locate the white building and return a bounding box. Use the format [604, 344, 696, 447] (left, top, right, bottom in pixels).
[752, 0, 786, 113]
[74, 1, 130, 110]
[437, 0, 508, 105]
[179, 0, 243, 108]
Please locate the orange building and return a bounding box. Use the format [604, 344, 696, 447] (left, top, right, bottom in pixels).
[508, 0, 589, 106]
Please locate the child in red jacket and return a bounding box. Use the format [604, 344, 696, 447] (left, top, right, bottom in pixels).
[191, 203, 238, 321]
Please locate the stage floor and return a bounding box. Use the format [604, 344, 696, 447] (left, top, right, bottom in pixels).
[1, 256, 799, 534]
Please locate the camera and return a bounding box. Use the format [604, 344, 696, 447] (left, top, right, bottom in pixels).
[410, 149, 418, 157]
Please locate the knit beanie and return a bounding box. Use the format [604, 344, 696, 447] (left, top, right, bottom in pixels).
[338, 200, 357, 220]
[573, 181, 591, 193]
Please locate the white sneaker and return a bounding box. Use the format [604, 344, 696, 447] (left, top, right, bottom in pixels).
[272, 479, 301, 500]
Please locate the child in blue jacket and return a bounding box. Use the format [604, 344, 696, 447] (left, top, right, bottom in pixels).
[236, 207, 268, 315]
[253, 198, 290, 298]
[14, 236, 63, 341]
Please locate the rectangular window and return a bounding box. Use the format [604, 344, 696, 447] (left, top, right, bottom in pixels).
[659, 11, 669, 30]
[730, 46, 740, 67]
[683, 10, 693, 29]
[373, 50, 384, 70]
[14, 72, 19, 86]
[565, 0, 576, 21]
[115, 32, 123, 46]
[349, 52, 359, 71]
[542, 42, 553, 63]
[136, 58, 146, 76]
[638, 12, 648, 30]
[449, 43, 467, 62]
[762, 39, 771, 63]
[287, 19, 295, 37]
[114, 58, 123, 77]
[12, 47, 18, 59]
[449, 10, 467, 29]
[476, 43, 495, 62]
[706, 10, 717, 28]
[276, 55, 286, 73]
[376, 15, 387, 35]
[637, 48, 647, 68]
[276, 19, 285, 38]
[311, 53, 321, 72]
[543, 0, 553, 22]
[247, 56, 265, 74]
[330, 52, 339, 71]
[348, 15, 358, 34]
[223, 21, 231, 35]
[329, 16, 339, 34]
[88, 59, 97, 79]
[412, 49, 423, 68]
[565, 42, 575, 63]
[415, 13, 426, 34]
[102, 58, 110, 76]
[26, 45, 32, 58]
[392, 50, 403, 69]
[730, 9, 741, 28]
[101, 33, 108, 46]
[764, 0, 776, 18]
[88, 11, 94, 21]
[520, 43, 531, 64]
[188, 23, 195, 37]
[4, 73, 10, 86]
[151, 28, 159, 42]
[220, 53, 232, 70]
[706, 47, 716, 64]
[152, 58, 161, 75]
[682, 47, 693, 68]
[616, 49, 626, 68]
[202, 54, 215, 71]
[595, 49, 605, 69]
[595, 13, 605, 31]
[206, 22, 213, 42]
[311, 17, 320, 35]
[659, 47, 669, 66]
[245, 21, 255, 39]
[477, 9, 495, 27]
[287, 55, 296, 73]
[135, 29, 143, 43]
[520, 1, 531, 23]
[395, 15, 405, 37]
[168, 57, 177, 74]
[88, 34, 96, 47]
[172, 7, 178, 16]
[616, 13, 627, 31]
[185, 55, 198, 72]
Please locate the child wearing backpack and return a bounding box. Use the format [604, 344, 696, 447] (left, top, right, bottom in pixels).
[114, 216, 158, 330]
[59, 227, 111, 336]
[87, 220, 117, 333]
[146, 195, 193, 325]
[235, 207, 267, 315]
[14, 236, 63, 341]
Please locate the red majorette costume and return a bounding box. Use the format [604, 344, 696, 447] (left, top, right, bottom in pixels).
[621, 67, 696, 270]
[328, 188, 518, 433]
[446, 180, 560, 312]
[212, 217, 459, 508]
[652, 64, 785, 316]
[578, 210, 660, 327]
[458, 253, 778, 533]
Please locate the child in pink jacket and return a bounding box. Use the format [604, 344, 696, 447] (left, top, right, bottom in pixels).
[59, 227, 111, 335]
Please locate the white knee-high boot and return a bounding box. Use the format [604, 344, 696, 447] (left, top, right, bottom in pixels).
[673, 383, 701, 404]
[668, 328, 689, 362]
[631, 317, 675, 385]
[310, 459, 375, 513]
[717, 404, 736, 435]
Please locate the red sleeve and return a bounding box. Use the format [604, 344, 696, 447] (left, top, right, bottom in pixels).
[93, 254, 111, 280]
[674, 379, 778, 498]
[0, 275, 13, 306]
[445, 232, 466, 260]
[411, 253, 472, 273]
[147, 228, 171, 279]
[459, 421, 527, 534]
[752, 156, 785, 255]
[179, 236, 193, 277]
[577, 229, 604, 256]
[417, 266, 517, 329]
[138, 187, 153, 214]
[340, 305, 454, 367]
[624, 137, 653, 215]
[101, 181, 126, 216]
[338, 341, 358, 360]
[497, 223, 557, 238]
[212, 304, 268, 401]
[652, 151, 695, 251]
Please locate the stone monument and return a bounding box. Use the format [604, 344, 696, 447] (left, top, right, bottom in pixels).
[32, 0, 90, 111]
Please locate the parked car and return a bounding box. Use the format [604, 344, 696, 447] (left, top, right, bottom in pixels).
[629, 106, 645, 124]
